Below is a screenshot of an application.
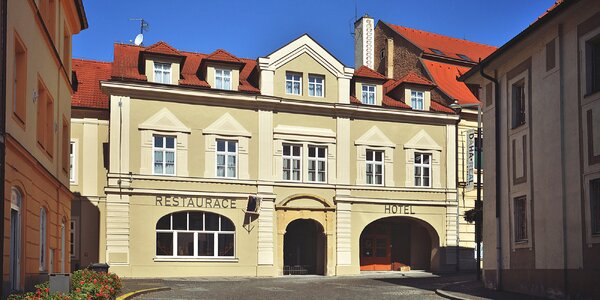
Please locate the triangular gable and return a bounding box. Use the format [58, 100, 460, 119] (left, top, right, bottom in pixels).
[144, 41, 183, 57]
[258, 34, 353, 78]
[205, 49, 243, 64]
[202, 113, 251, 137]
[355, 126, 395, 148]
[138, 108, 191, 133]
[404, 129, 442, 151]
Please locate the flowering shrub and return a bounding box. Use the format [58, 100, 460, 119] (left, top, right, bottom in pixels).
[8, 269, 122, 300]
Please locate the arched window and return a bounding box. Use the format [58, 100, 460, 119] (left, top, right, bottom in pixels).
[156, 211, 235, 258]
[10, 188, 22, 290]
[39, 207, 47, 271]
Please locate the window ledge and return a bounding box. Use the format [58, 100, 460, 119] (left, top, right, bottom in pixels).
[153, 257, 238, 263]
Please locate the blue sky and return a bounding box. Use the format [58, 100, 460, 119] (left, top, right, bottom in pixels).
[73, 0, 556, 67]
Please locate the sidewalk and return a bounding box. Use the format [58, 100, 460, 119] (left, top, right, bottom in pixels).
[436, 280, 546, 300]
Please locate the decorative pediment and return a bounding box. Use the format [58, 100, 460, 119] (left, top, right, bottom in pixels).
[138, 108, 191, 133]
[258, 34, 353, 79]
[276, 194, 334, 210]
[355, 126, 395, 148]
[404, 129, 442, 151]
[202, 113, 251, 137]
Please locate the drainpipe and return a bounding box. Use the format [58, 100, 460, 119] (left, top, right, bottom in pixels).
[479, 65, 502, 290]
[0, 0, 7, 289]
[455, 113, 460, 272]
[557, 23, 569, 298]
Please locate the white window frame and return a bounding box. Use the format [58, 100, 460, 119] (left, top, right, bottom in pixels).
[307, 145, 327, 183]
[155, 212, 236, 259]
[285, 72, 302, 95]
[365, 149, 384, 185]
[153, 62, 172, 84]
[215, 68, 232, 90]
[216, 139, 238, 179]
[410, 90, 424, 110]
[513, 196, 528, 243]
[282, 144, 302, 182]
[152, 135, 176, 176]
[69, 140, 76, 183]
[308, 75, 324, 97]
[362, 84, 376, 105]
[414, 152, 431, 187]
[39, 208, 47, 272]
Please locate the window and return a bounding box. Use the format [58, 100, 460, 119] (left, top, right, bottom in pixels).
[366, 149, 383, 185]
[62, 117, 69, 174]
[546, 39, 556, 71]
[39, 208, 47, 271]
[414, 152, 431, 187]
[215, 69, 232, 90]
[70, 219, 76, 258]
[153, 62, 171, 84]
[156, 211, 235, 258]
[153, 135, 176, 175]
[216, 140, 237, 178]
[362, 84, 376, 105]
[13, 35, 27, 124]
[62, 23, 71, 73]
[308, 146, 326, 182]
[410, 91, 424, 110]
[39, 0, 57, 41]
[457, 54, 471, 61]
[69, 141, 76, 183]
[36, 78, 54, 156]
[511, 81, 526, 128]
[285, 72, 302, 95]
[308, 75, 324, 97]
[282, 144, 301, 181]
[429, 48, 444, 55]
[591, 179, 600, 235]
[586, 36, 600, 94]
[514, 196, 528, 242]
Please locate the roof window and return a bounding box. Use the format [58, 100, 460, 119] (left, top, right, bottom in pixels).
[429, 48, 444, 55]
[457, 54, 472, 61]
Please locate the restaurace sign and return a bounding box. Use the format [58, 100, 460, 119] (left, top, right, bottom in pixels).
[155, 195, 238, 209]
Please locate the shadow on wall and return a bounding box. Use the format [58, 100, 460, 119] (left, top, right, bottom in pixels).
[71, 193, 100, 271]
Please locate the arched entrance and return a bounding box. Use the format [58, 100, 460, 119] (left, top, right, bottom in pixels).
[359, 216, 439, 272]
[283, 219, 325, 275]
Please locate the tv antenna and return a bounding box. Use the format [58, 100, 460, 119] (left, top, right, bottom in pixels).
[129, 18, 149, 46]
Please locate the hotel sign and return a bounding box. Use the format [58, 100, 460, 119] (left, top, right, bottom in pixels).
[155, 195, 238, 209]
[466, 129, 475, 191]
[384, 204, 415, 215]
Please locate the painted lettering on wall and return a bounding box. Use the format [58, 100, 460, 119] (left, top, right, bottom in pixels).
[384, 204, 415, 215]
[155, 196, 237, 209]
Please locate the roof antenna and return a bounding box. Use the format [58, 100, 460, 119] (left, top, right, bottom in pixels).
[349, 0, 358, 37]
[129, 18, 149, 46]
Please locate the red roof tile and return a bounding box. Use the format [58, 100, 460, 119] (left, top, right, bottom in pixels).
[205, 49, 243, 64]
[112, 44, 147, 81]
[382, 95, 411, 109]
[430, 101, 455, 113]
[178, 51, 210, 88]
[72, 59, 111, 109]
[350, 95, 361, 104]
[354, 66, 386, 80]
[534, 0, 564, 24]
[386, 23, 497, 62]
[144, 41, 183, 57]
[383, 72, 435, 94]
[422, 59, 479, 105]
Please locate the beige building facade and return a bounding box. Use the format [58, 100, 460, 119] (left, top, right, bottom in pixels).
[461, 0, 600, 298]
[73, 34, 466, 278]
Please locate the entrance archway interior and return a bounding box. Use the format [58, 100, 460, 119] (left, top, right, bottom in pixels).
[283, 219, 325, 275]
[360, 217, 435, 272]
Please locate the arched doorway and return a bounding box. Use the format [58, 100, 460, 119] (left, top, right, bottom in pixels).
[283, 219, 325, 275]
[359, 217, 439, 272]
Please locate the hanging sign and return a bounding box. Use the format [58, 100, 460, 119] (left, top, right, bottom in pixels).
[466, 129, 475, 191]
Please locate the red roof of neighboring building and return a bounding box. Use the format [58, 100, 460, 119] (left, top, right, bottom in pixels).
[386, 23, 497, 62]
[354, 66, 386, 80]
[72, 59, 112, 109]
[422, 59, 479, 105]
[144, 41, 183, 57]
[204, 49, 243, 64]
[430, 100, 455, 113]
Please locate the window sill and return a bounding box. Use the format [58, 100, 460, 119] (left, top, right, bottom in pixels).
[153, 257, 238, 263]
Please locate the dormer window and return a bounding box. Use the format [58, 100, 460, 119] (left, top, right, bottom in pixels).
[361, 84, 376, 105]
[154, 62, 171, 84]
[215, 69, 232, 90]
[308, 75, 324, 97]
[286, 72, 302, 95]
[457, 54, 472, 61]
[410, 91, 424, 110]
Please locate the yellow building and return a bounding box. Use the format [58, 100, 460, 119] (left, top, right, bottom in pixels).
[73, 34, 463, 277]
[2, 0, 87, 294]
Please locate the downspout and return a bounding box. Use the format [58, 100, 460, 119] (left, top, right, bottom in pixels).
[479, 64, 502, 290]
[558, 23, 569, 297]
[0, 0, 7, 289]
[455, 114, 460, 272]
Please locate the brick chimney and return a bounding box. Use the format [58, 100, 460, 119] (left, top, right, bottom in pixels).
[354, 14, 374, 69]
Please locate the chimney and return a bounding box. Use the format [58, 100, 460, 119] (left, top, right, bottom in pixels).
[354, 14, 374, 69]
[386, 38, 394, 78]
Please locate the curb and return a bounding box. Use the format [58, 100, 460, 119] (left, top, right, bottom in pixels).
[435, 280, 477, 300]
[116, 287, 171, 300]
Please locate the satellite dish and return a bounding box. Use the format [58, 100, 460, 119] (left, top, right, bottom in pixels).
[134, 33, 144, 46]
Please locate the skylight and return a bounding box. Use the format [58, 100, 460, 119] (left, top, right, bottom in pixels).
[429, 48, 444, 55]
[457, 54, 472, 61]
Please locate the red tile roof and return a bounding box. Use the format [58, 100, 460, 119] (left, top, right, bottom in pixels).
[534, 0, 564, 24]
[354, 66, 386, 80]
[144, 41, 183, 57]
[398, 72, 435, 86]
[72, 59, 111, 109]
[422, 59, 479, 105]
[350, 95, 361, 104]
[386, 23, 497, 62]
[112, 44, 147, 81]
[430, 101, 455, 113]
[204, 49, 243, 64]
[382, 95, 411, 109]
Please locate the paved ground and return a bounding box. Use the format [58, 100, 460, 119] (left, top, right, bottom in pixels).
[120, 271, 544, 300]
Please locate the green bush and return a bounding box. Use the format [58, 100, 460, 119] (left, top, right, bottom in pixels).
[8, 269, 122, 300]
